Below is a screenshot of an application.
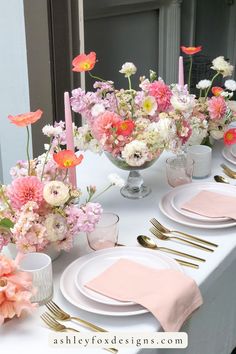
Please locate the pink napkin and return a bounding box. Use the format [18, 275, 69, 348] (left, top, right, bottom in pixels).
[85, 258, 203, 331]
[181, 190, 236, 219]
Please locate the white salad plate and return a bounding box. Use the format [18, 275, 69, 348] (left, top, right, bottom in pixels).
[222, 147, 236, 165]
[170, 185, 230, 222]
[60, 247, 182, 316]
[159, 182, 236, 229]
[74, 247, 182, 307]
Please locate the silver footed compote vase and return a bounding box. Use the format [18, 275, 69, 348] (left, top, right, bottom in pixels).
[105, 152, 160, 199]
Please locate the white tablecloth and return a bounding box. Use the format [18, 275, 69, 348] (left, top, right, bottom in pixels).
[1, 142, 236, 354]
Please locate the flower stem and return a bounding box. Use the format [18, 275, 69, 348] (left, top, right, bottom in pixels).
[205, 72, 220, 98]
[40, 137, 53, 181]
[26, 126, 31, 175]
[188, 56, 193, 93]
[0, 186, 14, 214]
[63, 168, 69, 182]
[89, 184, 113, 202]
[88, 71, 107, 82]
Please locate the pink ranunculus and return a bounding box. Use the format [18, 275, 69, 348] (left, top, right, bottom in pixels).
[148, 80, 172, 112]
[7, 176, 44, 210]
[208, 96, 227, 120]
[92, 111, 121, 140]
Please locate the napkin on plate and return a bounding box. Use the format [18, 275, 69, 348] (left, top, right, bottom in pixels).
[181, 190, 236, 219]
[85, 258, 203, 332]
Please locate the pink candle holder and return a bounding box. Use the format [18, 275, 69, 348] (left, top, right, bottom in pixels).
[87, 212, 119, 251]
[166, 155, 194, 187]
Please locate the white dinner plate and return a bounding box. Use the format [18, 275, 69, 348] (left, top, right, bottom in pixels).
[74, 247, 182, 307]
[170, 185, 230, 222]
[159, 182, 236, 229]
[60, 247, 182, 316]
[230, 145, 236, 158]
[222, 147, 236, 165]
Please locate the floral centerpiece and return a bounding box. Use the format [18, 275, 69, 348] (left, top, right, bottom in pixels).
[71, 49, 236, 158]
[181, 46, 236, 145]
[0, 110, 122, 253]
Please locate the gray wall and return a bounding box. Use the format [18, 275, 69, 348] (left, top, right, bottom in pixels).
[0, 0, 32, 183]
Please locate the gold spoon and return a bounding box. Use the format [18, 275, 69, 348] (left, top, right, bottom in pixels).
[214, 175, 230, 184]
[137, 235, 204, 264]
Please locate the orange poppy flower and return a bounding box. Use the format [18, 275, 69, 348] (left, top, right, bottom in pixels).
[115, 120, 135, 136]
[53, 150, 84, 169]
[72, 52, 96, 72]
[211, 86, 223, 97]
[8, 109, 43, 127]
[224, 129, 236, 145]
[181, 46, 202, 55]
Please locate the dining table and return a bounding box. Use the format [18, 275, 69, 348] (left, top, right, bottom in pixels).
[1, 140, 236, 354]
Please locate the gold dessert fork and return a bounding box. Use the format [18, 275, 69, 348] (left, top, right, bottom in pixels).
[149, 227, 214, 252]
[46, 300, 107, 332]
[150, 218, 218, 248]
[41, 312, 79, 333]
[41, 312, 118, 354]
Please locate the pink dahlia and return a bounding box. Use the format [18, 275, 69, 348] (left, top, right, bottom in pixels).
[7, 176, 44, 210]
[92, 111, 121, 140]
[149, 80, 172, 112]
[208, 96, 227, 120]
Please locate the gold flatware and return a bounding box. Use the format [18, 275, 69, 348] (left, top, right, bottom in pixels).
[41, 312, 79, 332]
[150, 218, 218, 248]
[41, 312, 118, 354]
[221, 163, 236, 179]
[46, 300, 107, 332]
[214, 175, 230, 184]
[137, 235, 205, 263]
[175, 258, 199, 269]
[149, 226, 214, 252]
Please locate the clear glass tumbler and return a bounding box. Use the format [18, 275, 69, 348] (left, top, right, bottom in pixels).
[87, 212, 119, 251]
[166, 155, 194, 187]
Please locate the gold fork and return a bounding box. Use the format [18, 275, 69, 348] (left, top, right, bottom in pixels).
[41, 312, 79, 332]
[41, 312, 118, 354]
[149, 227, 214, 252]
[221, 163, 236, 179]
[46, 300, 107, 332]
[150, 218, 218, 248]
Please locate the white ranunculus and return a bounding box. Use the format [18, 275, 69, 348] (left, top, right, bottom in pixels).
[45, 214, 68, 242]
[119, 62, 137, 78]
[91, 103, 105, 117]
[149, 118, 173, 140]
[170, 93, 196, 112]
[43, 181, 70, 206]
[211, 56, 234, 77]
[224, 79, 236, 91]
[196, 80, 211, 90]
[122, 140, 149, 167]
[210, 130, 224, 140]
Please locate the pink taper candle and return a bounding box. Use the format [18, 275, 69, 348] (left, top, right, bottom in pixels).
[178, 56, 184, 87]
[64, 92, 77, 188]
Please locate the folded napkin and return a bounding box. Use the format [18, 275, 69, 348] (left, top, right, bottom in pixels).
[181, 190, 236, 219]
[85, 258, 203, 331]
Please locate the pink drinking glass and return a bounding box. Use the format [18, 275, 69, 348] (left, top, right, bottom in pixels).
[166, 155, 194, 187]
[87, 212, 119, 250]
